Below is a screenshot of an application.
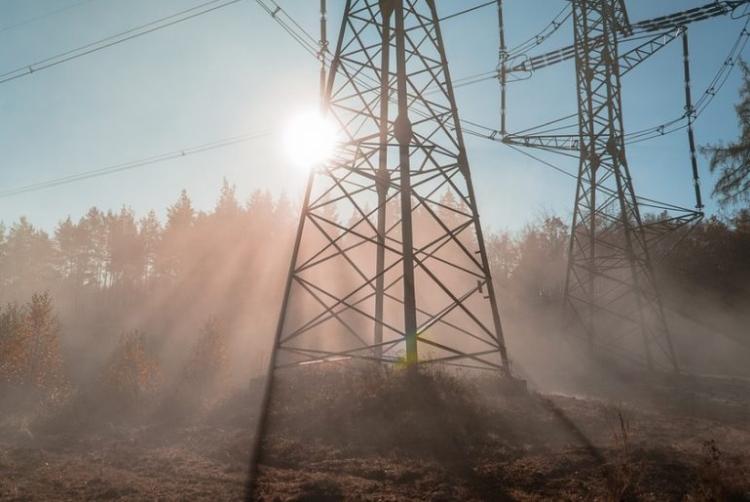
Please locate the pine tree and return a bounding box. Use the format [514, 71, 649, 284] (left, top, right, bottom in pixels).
[246, 189, 275, 231]
[703, 62, 750, 207]
[215, 178, 241, 218]
[2, 218, 57, 301]
[0, 303, 26, 388]
[55, 217, 78, 280]
[274, 192, 296, 231]
[185, 317, 229, 396]
[159, 190, 196, 280]
[0, 223, 7, 293]
[0, 293, 67, 400]
[106, 206, 142, 290]
[139, 210, 162, 285]
[105, 329, 162, 402]
[24, 292, 67, 396]
[166, 189, 195, 231]
[81, 207, 107, 288]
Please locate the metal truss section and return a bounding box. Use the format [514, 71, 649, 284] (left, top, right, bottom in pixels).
[502, 134, 580, 152]
[618, 27, 684, 75]
[507, 26, 682, 78]
[505, 0, 748, 75]
[499, 29, 685, 153]
[631, 1, 747, 33]
[270, 0, 511, 374]
[612, 0, 631, 34]
[563, 0, 680, 372]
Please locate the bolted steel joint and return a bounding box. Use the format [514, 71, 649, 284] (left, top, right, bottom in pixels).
[379, 0, 394, 18]
[589, 152, 600, 172]
[606, 136, 619, 158]
[394, 114, 412, 145]
[376, 168, 391, 197]
[457, 148, 469, 176]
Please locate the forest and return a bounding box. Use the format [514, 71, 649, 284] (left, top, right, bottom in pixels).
[1, 177, 749, 413]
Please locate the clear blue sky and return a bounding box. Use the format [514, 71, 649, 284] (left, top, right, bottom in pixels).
[0, 0, 747, 233]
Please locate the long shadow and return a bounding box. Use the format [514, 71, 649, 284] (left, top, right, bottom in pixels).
[535, 395, 607, 465]
[244, 368, 520, 501]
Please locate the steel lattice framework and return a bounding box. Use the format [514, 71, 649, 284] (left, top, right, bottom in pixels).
[269, 0, 511, 374]
[488, 0, 750, 370]
[563, 0, 679, 371]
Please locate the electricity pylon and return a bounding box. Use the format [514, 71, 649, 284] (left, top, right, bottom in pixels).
[269, 0, 511, 374]
[494, 1, 750, 370]
[248, 2, 516, 496]
[563, 0, 679, 371]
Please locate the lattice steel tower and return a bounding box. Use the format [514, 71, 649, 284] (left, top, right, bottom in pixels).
[269, 0, 511, 374]
[563, 0, 679, 371]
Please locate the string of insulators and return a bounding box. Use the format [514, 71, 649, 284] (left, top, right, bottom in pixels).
[681, 28, 705, 210]
[497, 0, 507, 135]
[319, 0, 327, 105]
[509, 0, 750, 74]
[632, 2, 737, 33]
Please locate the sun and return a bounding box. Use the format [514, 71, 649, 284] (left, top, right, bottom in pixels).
[283, 110, 339, 170]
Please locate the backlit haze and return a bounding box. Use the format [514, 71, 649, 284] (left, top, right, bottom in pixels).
[1, 0, 747, 232]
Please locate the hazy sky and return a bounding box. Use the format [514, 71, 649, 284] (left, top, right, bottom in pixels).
[1, 0, 748, 233]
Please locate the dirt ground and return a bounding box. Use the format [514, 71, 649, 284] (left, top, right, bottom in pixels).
[1, 369, 749, 501]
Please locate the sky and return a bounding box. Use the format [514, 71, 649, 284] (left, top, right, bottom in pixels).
[1, 0, 748, 234]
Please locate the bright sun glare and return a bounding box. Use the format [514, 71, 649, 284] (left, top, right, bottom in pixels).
[283, 110, 338, 169]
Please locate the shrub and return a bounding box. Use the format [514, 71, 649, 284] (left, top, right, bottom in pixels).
[104, 329, 162, 405]
[0, 293, 68, 405]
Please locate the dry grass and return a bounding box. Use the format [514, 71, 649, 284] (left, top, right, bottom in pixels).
[1, 364, 749, 500]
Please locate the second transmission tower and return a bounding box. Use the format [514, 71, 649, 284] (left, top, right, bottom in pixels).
[563, 0, 679, 371]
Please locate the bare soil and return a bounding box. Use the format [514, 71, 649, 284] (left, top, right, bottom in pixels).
[1, 369, 749, 501]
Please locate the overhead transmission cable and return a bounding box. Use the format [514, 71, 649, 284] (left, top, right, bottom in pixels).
[506, 4, 571, 57]
[624, 13, 750, 144]
[252, 1, 737, 217]
[2, 0, 504, 199]
[246, 0, 750, 186]
[438, 1, 496, 22]
[0, 0, 243, 85]
[24, 0, 731, 199]
[0, 130, 272, 198]
[0, 0, 95, 34]
[3, 0, 499, 198]
[503, 143, 577, 180]
[479, 12, 750, 148]
[254, 0, 321, 60]
[433, 5, 571, 92]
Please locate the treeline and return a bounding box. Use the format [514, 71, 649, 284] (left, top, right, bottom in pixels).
[0, 292, 231, 422]
[0, 181, 294, 303]
[1, 180, 749, 396]
[3, 183, 748, 316]
[487, 210, 750, 311]
[0, 180, 295, 398]
[0, 293, 67, 404]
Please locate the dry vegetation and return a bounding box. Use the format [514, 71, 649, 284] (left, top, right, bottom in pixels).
[254, 366, 750, 501]
[1, 184, 749, 500]
[2, 353, 749, 500]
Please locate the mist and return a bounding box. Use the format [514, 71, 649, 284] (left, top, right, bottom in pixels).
[1, 180, 749, 499]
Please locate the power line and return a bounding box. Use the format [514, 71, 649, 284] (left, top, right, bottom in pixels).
[428, 5, 574, 94]
[253, 0, 504, 141]
[466, 12, 750, 149]
[0, 0, 95, 34]
[625, 14, 750, 144]
[10, 1, 735, 198]
[504, 143, 577, 180]
[254, 0, 321, 60]
[506, 4, 571, 57]
[0, 0, 243, 85]
[439, 1, 496, 22]
[0, 130, 272, 198]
